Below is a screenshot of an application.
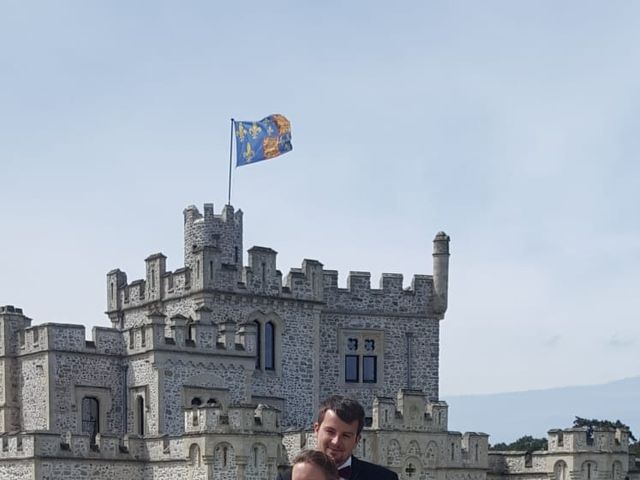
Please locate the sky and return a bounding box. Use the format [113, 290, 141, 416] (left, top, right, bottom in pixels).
[1, 1, 639, 396]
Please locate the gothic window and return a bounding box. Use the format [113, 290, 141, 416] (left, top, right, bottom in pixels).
[189, 444, 201, 467]
[234, 247, 239, 264]
[253, 315, 279, 372]
[265, 321, 275, 370]
[81, 397, 100, 440]
[554, 461, 567, 480]
[341, 330, 382, 386]
[136, 396, 145, 435]
[255, 320, 261, 369]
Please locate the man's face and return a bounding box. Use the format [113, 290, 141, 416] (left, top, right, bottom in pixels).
[292, 462, 330, 480]
[313, 409, 360, 465]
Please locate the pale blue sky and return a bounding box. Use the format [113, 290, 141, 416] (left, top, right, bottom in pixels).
[1, 1, 639, 395]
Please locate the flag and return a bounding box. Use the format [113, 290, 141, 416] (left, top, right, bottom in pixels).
[234, 114, 292, 167]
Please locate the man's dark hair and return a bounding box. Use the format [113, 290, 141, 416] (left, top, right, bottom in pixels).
[292, 449, 338, 480]
[317, 395, 365, 435]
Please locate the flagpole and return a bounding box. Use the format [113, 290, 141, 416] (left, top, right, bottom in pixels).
[227, 118, 234, 205]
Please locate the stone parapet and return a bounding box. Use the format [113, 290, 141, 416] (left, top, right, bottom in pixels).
[185, 404, 278, 434]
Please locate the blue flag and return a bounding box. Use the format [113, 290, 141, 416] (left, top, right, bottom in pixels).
[234, 114, 292, 167]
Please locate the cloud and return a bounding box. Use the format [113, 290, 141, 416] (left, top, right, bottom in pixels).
[608, 333, 636, 348]
[543, 335, 562, 348]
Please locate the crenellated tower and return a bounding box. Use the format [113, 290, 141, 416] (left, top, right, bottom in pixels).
[183, 203, 243, 274]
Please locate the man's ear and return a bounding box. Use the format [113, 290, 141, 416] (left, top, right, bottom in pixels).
[313, 422, 320, 434]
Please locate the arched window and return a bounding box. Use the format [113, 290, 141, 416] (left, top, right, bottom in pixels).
[555, 461, 567, 480]
[81, 397, 100, 440]
[254, 320, 261, 368]
[265, 321, 275, 370]
[136, 396, 145, 435]
[206, 398, 218, 406]
[191, 397, 202, 407]
[189, 444, 201, 467]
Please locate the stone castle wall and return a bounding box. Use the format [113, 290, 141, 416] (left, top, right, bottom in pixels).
[0, 202, 451, 479]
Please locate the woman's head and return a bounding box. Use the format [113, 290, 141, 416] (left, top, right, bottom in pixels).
[291, 449, 339, 480]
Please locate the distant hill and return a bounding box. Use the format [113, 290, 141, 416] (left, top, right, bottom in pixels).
[442, 376, 640, 444]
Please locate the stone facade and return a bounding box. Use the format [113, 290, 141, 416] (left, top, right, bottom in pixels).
[0, 202, 634, 480]
[489, 427, 635, 480]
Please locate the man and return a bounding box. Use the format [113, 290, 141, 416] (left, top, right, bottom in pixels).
[278, 395, 398, 480]
[291, 450, 339, 480]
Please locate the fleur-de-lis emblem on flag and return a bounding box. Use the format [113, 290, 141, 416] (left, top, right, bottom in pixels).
[233, 114, 293, 167]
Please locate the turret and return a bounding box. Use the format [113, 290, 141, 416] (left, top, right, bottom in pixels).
[183, 203, 243, 275]
[145, 253, 166, 302]
[0, 305, 31, 432]
[432, 231, 450, 317]
[106, 269, 127, 318]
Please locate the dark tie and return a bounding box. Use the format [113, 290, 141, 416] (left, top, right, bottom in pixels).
[338, 466, 352, 479]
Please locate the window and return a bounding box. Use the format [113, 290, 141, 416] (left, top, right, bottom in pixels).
[191, 397, 202, 407]
[81, 397, 100, 440]
[341, 330, 382, 385]
[345, 355, 359, 382]
[187, 321, 196, 344]
[255, 320, 261, 369]
[136, 396, 145, 435]
[363, 356, 377, 383]
[265, 322, 275, 370]
[253, 316, 278, 372]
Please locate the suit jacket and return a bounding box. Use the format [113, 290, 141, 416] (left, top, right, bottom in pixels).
[276, 455, 399, 480]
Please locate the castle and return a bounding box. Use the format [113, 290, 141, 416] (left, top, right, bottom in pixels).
[0, 203, 634, 480]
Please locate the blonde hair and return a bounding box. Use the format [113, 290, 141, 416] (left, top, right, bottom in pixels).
[292, 449, 339, 480]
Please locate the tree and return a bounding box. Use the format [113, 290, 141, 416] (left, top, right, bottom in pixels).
[490, 435, 548, 452]
[573, 417, 636, 442]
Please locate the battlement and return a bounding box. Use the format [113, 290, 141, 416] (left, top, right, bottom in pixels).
[0, 433, 34, 459]
[184, 203, 243, 273]
[0, 305, 24, 315]
[11, 323, 125, 356]
[547, 426, 630, 453]
[372, 390, 449, 432]
[321, 271, 433, 314]
[124, 311, 256, 359]
[184, 403, 279, 434]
